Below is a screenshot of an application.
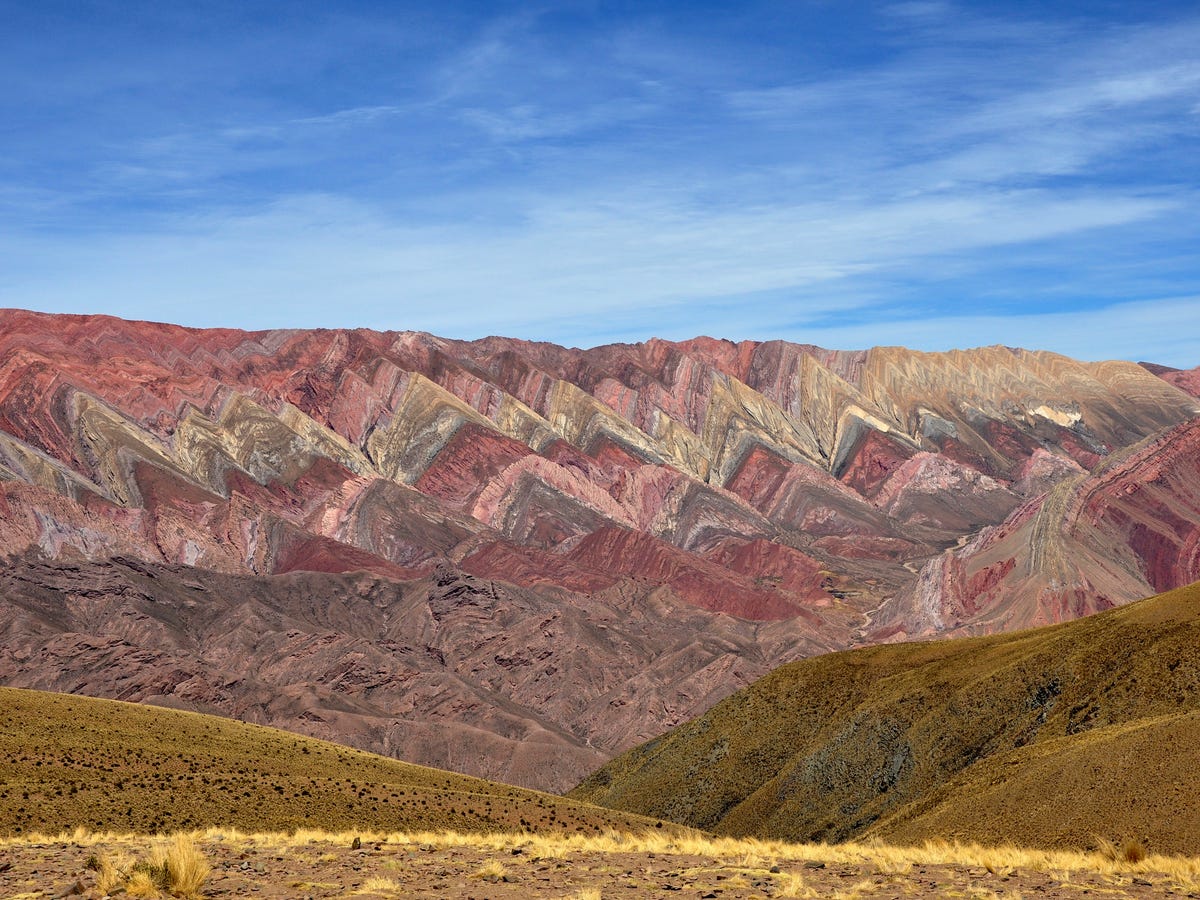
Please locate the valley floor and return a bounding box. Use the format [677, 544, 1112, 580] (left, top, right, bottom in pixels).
[2, 829, 1198, 899]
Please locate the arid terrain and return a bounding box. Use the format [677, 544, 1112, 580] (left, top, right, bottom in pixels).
[3, 311, 1200, 895]
[11, 688, 1200, 898]
[6, 592, 1200, 896]
[0, 688, 664, 837]
[3, 309, 1199, 790]
[4, 828, 1200, 899]
[7, 2, 1199, 895]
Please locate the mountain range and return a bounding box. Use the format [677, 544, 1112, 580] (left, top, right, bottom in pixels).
[1, 308, 1198, 791]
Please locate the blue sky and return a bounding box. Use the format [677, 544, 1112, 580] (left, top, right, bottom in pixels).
[2, 1, 1199, 365]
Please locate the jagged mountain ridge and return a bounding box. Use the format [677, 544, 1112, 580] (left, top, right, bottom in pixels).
[878, 417, 1200, 636]
[0, 308, 1197, 789]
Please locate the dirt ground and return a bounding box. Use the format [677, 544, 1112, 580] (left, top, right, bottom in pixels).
[3, 832, 1200, 899]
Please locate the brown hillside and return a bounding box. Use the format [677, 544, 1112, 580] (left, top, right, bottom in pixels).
[868, 709, 1200, 852]
[0, 687, 672, 837]
[571, 581, 1200, 855]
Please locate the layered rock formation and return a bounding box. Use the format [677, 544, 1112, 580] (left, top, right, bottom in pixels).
[1, 308, 1197, 789]
[876, 417, 1200, 637]
[0, 555, 841, 791]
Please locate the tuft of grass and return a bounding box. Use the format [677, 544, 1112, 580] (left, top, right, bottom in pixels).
[356, 875, 404, 895]
[472, 858, 510, 881]
[773, 871, 816, 898]
[162, 833, 211, 897]
[91, 833, 209, 898]
[125, 868, 161, 898]
[738, 849, 766, 869]
[1124, 839, 1148, 864]
[96, 851, 131, 894]
[1096, 835, 1147, 864]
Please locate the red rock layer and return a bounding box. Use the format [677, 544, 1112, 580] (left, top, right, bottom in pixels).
[877, 418, 1200, 638]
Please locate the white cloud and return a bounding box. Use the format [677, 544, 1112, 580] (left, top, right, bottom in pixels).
[0, 183, 1177, 346]
[725, 15, 1200, 198]
[290, 105, 406, 128]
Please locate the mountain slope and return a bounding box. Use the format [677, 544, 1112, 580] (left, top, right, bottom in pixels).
[0, 555, 837, 793]
[870, 709, 1200, 853]
[571, 580, 1200, 855]
[0, 686, 673, 837]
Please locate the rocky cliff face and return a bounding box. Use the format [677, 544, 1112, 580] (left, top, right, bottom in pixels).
[1, 308, 1197, 789]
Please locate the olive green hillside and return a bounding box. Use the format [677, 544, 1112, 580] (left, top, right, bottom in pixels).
[0, 687, 677, 837]
[864, 707, 1200, 853]
[570, 580, 1200, 855]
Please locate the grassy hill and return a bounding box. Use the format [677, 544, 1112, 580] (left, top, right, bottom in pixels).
[571, 580, 1200, 855]
[0, 687, 671, 836]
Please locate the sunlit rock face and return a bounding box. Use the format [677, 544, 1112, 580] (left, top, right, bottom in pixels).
[1, 308, 1197, 790]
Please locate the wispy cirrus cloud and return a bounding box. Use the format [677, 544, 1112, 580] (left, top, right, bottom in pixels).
[1, 182, 1179, 347]
[1, 2, 1197, 365]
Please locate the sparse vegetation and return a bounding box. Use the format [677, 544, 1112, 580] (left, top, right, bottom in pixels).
[6, 827, 1200, 898]
[573, 580, 1200, 855]
[1096, 834, 1148, 864]
[472, 858, 510, 881]
[355, 875, 404, 895]
[0, 687, 668, 838]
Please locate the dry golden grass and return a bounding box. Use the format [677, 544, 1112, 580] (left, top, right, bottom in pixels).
[355, 875, 404, 895]
[1096, 834, 1147, 864]
[95, 850, 131, 894]
[472, 858, 511, 880]
[327, 826, 1200, 885]
[88, 833, 209, 898]
[8, 826, 1200, 897]
[124, 869, 161, 898]
[12, 823, 1200, 883]
[773, 871, 814, 898]
[163, 833, 211, 897]
[0, 686, 670, 838]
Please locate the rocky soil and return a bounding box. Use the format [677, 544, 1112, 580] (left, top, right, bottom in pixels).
[2, 832, 1197, 899]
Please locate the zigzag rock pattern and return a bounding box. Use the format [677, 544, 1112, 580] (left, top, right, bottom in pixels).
[0, 309, 1197, 789]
